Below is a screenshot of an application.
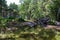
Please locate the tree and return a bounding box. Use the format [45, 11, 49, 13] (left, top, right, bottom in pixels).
[19, 0, 51, 20]
[9, 3, 19, 12]
[19, 0, 60, 22]
[0, 0, 7, 16]
[8, 3, 19, 18]
[49, 0, 60, 21]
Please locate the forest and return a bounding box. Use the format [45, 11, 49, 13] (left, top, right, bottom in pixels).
[0, 0, 60, 40]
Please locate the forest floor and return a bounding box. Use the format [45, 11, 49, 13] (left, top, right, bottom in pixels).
[0, 25, 60, 40]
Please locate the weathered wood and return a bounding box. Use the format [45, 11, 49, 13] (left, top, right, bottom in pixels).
[44, 25, 60, 31]
[20, 22, 37, 27]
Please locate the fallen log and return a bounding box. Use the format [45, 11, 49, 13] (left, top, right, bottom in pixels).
[44, 25, 60, 31]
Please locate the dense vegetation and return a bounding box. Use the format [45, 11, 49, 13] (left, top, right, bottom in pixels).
[0, 0, 60, 40]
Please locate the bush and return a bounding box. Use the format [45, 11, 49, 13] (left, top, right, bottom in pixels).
[48, 20, 56, 25]
[38, 28, 56, 40]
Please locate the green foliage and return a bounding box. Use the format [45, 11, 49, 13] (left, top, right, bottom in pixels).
[19, 0, 60, 21]
[8, 16, 15, 19]
[0, 17, 8, 27]
[0, 0, 7, 13]
[0, 0, 60, 40]
[8, 3, 19, 18]
[18, 0, 50, 20]
[39, 28, 56, 40]
[48, 21, 56, 25]
[49, 0, 60, 21]
[9, 3, 19, 12]
[0, 26, 58, 40]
